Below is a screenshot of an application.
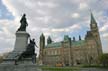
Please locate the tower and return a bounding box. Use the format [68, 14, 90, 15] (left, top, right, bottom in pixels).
[73, 37, 76, 42]
[40, 33, 45, 50]
[90, 12, 103, 55]
[47, 36, 52, 44]
[79, 35, 81, 40]
[39, 33, 45, 65]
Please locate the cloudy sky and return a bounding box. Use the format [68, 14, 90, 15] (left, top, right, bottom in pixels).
[0, 0, 108, 54]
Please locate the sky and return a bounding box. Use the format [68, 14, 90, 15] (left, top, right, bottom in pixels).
[0, 0, 108, 55]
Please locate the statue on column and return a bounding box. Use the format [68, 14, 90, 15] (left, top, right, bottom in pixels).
[17, 14, 28, 31]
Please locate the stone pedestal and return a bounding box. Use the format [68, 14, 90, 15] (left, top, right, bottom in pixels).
[3, 31, 30, 64]
[14, 31, 30, 52]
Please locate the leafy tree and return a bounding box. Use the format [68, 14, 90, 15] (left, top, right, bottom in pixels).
[0, 56, 3, 63]
[99, 54, 108, 67]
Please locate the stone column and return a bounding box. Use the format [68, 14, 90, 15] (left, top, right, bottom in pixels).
[13, 31, 30, 52]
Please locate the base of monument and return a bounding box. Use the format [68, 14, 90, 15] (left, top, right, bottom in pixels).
[0, 64, 41, 71]
[2, 57, 35, 65]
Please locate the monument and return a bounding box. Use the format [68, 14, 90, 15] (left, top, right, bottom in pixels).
[0, 14, 41, 71]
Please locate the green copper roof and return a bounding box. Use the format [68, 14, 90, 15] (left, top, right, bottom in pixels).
[72, 40, 85, 47]
[46, 42, 62, 48]
[45, 40, 85, 48]
[64, 35, 69, 41]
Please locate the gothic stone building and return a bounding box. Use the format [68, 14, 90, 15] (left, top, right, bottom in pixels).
[38, 13, 103, 66]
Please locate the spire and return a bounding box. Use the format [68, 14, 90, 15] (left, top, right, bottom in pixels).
[73, 37, 75, 42]
[90, 11, 97, 24]
[40, 33, 45, 49]
[47, 36, 52, 44]
[90, 11, 98, 31]
[40, 33, 45, 39]
[41, 33, 44, 37]
[79, 35, 81, 40]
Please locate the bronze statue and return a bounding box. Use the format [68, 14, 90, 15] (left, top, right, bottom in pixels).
[14, 38, 38, 64]
[17, 14, 28, 31]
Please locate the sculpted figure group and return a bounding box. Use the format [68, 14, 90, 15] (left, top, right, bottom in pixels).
[15, 14, 38, 65]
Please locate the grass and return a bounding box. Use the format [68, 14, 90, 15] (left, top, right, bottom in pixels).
[39, 65, 108, 71]
[81, 64, 108, 68]
[40, 67, 80, 71]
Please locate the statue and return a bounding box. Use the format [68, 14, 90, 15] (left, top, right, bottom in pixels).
[14, 38, 38, 65]
[17, 14, 28, 31]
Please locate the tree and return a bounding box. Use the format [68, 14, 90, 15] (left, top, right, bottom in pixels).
[0, 56, 3, 63]
[99, 54, 108, 67]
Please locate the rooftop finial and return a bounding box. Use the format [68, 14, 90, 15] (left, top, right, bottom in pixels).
[40, 33, 44, 37]
[73, 37, 75, 42]
[79, 35, 81, 40]
[47, 36, 52, 44]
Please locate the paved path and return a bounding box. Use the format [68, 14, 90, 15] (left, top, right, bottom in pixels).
[80, 68, 108, 71]
[0, 64, 43, 71]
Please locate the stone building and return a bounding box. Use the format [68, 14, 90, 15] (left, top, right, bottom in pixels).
[38, 13, 103, 66]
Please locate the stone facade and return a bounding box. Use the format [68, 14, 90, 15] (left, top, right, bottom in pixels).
[38, 13, 103, 66]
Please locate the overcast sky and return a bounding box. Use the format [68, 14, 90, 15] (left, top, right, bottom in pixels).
[0, 0, 108, 54]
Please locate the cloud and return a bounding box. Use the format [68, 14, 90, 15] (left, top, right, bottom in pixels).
[37, 1, 58, 8]
[79, 2, 88, 10]
[50, 24, 81, 33]
[54, 36, 62, 42]
[35, 16, 52, 24]
[102, 33, 108, 38]
[100, 23, 108, 32]
[0, 18, 20, 54]
[2, 0, 17, 16]
[0, 0, 108, 54]
[71, 13, 80, 18]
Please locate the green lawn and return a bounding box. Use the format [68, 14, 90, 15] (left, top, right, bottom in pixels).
[40, 67, 79, 71]
[39, 65, 108, 71]
[81, 64, 108, 68]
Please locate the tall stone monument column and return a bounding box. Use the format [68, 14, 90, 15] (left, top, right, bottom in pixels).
[0, 14, 41, 71]
[14, 13, 29, 53]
